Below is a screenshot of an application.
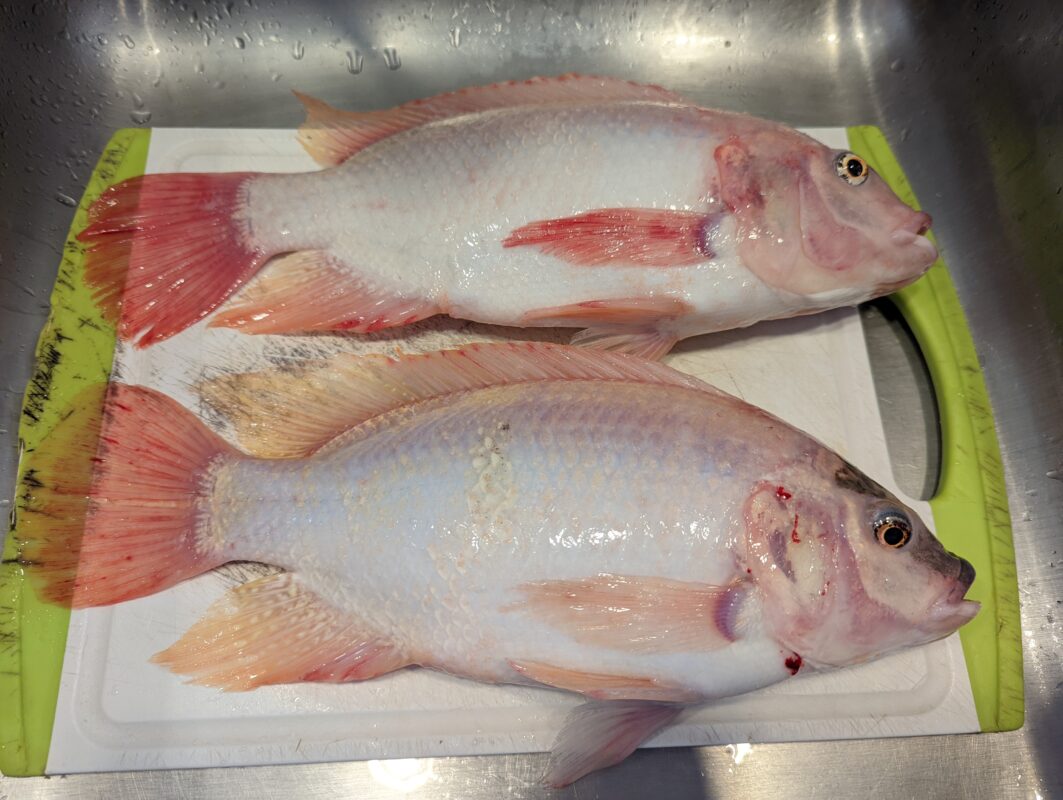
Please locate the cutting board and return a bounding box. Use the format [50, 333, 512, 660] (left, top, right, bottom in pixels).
[0, 126, 1022, 776]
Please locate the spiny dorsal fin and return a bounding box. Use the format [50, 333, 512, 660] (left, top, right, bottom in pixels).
[197, 342, 716, 459]
[296, 73, 687, 166]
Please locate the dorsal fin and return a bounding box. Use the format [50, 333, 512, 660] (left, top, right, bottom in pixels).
[197, 342, 714, 459]
[296, 73, 687, 166]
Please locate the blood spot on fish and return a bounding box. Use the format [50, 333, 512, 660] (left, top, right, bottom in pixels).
[785, 654, 803, 675]
[746, 568, 753, 575]
[775, 486, 792, 501]
[790, 513, 801, 544]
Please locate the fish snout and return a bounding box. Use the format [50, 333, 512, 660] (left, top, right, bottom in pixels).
[952, 555, 976, 596]
[886, 210, 937, 273]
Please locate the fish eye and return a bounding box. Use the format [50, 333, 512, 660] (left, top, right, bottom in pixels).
[873, 513, 912, 548]
[835, 153, 869, 186]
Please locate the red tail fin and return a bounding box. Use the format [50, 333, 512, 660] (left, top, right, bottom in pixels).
[78, 173, 269, 347]
[18, 383, 240, 608]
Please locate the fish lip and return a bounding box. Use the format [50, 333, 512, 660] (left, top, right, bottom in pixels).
[896, 211, 933, 237]
[928, 598, 981, 628]
[925, 560, 980, 631]
[889, 226, 938, 268]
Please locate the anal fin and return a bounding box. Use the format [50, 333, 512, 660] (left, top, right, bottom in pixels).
[210, 250, 439, 335]
[521, 297, 688, 360]
[570, 325, 679, 361]
[152, 573, 408, 690]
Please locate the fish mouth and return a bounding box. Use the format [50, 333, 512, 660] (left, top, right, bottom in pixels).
[896, 211, 933, 237]
[925, 557, 980, 633]
[888, 212, 938, 273]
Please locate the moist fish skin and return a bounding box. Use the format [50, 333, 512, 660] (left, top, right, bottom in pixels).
[21, 343, 975, 785]
[78, 75, 936, 354]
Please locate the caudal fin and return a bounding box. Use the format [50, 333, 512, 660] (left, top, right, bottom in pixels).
[18, 383, 240, 608]
[78, 172, 270, 347]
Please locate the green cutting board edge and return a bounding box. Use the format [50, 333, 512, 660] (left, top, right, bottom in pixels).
[0, 125, 1022, 777]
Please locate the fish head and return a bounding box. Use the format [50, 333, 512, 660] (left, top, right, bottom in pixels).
[714, 128, 937, 299]
[743, 453, 978, 669]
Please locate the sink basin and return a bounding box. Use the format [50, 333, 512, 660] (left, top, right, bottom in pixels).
[1, 1, 1059, 797]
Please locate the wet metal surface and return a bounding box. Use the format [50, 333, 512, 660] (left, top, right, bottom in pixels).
[1, 1, 1060, 797]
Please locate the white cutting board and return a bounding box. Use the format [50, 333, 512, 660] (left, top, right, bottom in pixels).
[45, 128, 979, 773]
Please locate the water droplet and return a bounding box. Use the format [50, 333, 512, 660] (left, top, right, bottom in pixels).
[195, 60, 205, 74]
[96, 34, 109, 46]
[55, 191, 77, 207]
[120, 34, 135, 49]
[132, 91, 144, 108]
[900, 127, 911, 141]
[270, 71, 282, 82]
[292, 40, 304, 60]
[234, 36, 246, 49]
[130, 109, 152, 124]
[449, 27, 462, 47]
[890, 59, 905, 72]
[345, 49, 363, 74]
[383, 47, 401, 70]
[1048, 470, 1061, 481]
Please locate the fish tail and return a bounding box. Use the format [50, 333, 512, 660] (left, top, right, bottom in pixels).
[78, 172, 272, 347]
[18, 383, 240, 608]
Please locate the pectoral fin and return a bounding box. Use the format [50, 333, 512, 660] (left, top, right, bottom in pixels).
[508, 573, 749, 653]
[504, 208, 721, 267]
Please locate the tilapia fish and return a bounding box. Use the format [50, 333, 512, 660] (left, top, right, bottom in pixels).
[21, 344, 976, 785]
[80, 74, 936, 356]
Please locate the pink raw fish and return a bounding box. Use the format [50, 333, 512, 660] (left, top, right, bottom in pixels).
[78, 74, 936, 355]
[21, 343, 977, 785]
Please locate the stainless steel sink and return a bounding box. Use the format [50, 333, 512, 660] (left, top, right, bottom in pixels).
[1, 1, 1059, 797]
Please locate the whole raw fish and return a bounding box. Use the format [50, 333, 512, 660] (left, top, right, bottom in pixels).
[22, 343, 977, 785]
[80, 74, 936, 355]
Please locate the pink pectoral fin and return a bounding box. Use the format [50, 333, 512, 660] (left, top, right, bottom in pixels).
[508, 574, 749, 653]
[503, 208, 720, 267]
[545, 700, 686, 787]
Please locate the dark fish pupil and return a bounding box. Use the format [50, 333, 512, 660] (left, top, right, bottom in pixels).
[883, 526, 905, 546]
[847, 159, 864, 177]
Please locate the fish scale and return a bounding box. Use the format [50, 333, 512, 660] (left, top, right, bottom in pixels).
[206, 381, 803, 689]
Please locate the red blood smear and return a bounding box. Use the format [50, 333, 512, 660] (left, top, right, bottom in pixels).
[790, 513, 801, 543]
[785, 654, 803, 675]
[775, 486, 792, 501]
